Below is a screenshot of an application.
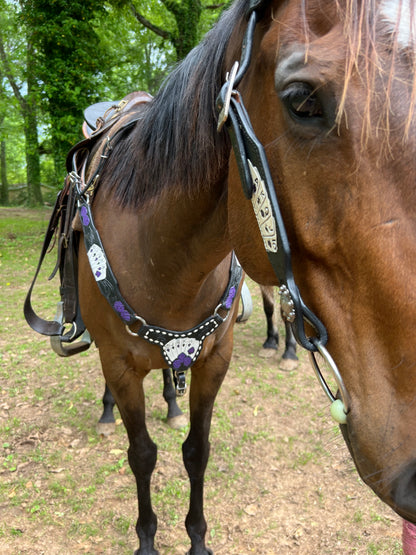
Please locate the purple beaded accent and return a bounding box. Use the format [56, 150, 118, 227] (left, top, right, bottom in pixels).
[224, 286, 236, 309]
[113, 301, 131, 322]
[173, 352, 193, 370]
[80, 205, 90, 226]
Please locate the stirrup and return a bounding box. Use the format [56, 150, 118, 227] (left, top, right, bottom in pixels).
[50, 301, 92, 357]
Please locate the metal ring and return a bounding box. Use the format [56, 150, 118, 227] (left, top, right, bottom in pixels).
[308, 339, 350, 412]
[213, 303, 228, 322]
[125, 316, 147, 337]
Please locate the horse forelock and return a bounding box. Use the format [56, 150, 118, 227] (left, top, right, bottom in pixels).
[101, 0, 250, 208]
[337, 0, 416, 142]
[289, 0, 416, 145]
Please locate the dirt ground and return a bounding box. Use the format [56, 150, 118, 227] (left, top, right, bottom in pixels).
[0, 207, 404, 554]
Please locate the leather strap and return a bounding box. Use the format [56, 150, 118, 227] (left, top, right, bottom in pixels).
[24, 192, 64, 336]
[23, 180, 87, 343]
[217, 9, 328, 352]
[247, 0, 269, 17]
[24, 92, 153, 351]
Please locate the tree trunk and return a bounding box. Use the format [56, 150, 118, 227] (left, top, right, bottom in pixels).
[25, 35, 42, 206]
[24, 116, 42, 205]
[0, 140, 9, 205]
[171, 0, 203, 60]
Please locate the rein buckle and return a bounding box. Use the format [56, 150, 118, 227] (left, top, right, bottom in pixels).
[217, 61, 239, 132]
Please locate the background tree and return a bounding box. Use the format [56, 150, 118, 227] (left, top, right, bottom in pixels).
[0, 0, 226, 206]
[119, 0, 227, 60]
[19, 0, 110, 180]
[94, 3, 175, 97]
[0, 70, 9, 205]
[0, 0, 42, 205]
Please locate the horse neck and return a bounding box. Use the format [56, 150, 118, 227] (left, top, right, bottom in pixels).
[94, 163, 231, 304]
[145, 171, 231, 278]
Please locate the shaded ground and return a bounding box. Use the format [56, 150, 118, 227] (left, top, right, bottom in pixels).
[0, 207, 403, 554]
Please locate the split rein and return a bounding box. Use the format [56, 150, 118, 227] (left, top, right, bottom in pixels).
[217, 4, 349, 423]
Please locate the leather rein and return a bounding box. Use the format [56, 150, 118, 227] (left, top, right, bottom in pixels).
[217, 3, 350, 419]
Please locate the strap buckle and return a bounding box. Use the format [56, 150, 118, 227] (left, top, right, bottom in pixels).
[217, 61, 239, 132]
[173, 370, 187, 396]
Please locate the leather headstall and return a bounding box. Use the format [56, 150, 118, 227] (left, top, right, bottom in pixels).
[217, 7, 328, 352]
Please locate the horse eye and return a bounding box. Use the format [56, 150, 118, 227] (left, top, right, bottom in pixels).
[280, 83, 323, 121]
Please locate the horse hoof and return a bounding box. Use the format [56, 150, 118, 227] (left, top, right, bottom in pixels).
[258, 347, 278, 359]
[279, 357, 298, 371]
[96, 421, 116, 436]
[167, 414, 188, 429]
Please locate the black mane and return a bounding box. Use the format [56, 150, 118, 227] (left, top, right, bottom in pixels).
[100, 0, 250, 207]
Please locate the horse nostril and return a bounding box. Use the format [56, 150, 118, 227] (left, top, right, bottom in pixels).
[391, 461, 416, 521]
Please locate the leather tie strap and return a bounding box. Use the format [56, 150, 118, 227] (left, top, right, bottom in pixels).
[23, 191, 64, 337]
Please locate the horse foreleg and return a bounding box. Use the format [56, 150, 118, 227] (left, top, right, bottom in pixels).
[130, 427, 158, 555]
[103, 362, 158, 555]
[279, 316, 299, 371]
[96, 383, 116, 436]
[162, 368, 187, 429]
[182, 351, 230, 555]
[259, 285, 279, 355]
[260, 285, 279, 350]
[97, 372, 186, 435]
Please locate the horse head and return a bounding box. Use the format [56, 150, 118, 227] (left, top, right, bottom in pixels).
[227, 0, 416, 522]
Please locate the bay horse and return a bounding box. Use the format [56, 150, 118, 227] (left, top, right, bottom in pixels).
[25, 0, 416, 552]
[258, 284, 298, 366]
[97, 369, 187, 436]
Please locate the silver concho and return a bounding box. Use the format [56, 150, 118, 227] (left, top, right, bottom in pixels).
[249, 160, 278, 253]
[278, 285, 296, 323]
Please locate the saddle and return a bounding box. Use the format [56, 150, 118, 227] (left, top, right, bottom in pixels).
[24, 92, 153, 356]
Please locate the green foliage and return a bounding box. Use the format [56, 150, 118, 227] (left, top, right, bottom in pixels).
[93, 4, 174, 96]
[127, 0, 226, 60]
[19, 0, 109, 170]
[0, 0, 227, 204]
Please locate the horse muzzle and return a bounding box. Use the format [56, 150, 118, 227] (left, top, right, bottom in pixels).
[391, 461, 416, 523]
[341, 420, 416, 524]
